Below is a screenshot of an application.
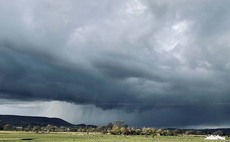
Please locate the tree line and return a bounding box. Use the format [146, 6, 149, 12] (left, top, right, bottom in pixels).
[0, 121, 227, 136]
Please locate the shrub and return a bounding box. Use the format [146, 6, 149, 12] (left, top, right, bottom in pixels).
[212, 130, 224, 136]
[120, 127, 129, 135]
[111, 124, 121, 135]
[3, 124, 13, 131]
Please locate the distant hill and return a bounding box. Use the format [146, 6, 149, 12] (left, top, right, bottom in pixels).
[0, 115, 73, 127]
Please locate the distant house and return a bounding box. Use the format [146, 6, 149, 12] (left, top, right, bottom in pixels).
[15, 126, 23, 131]
[204, 135, 225, 140]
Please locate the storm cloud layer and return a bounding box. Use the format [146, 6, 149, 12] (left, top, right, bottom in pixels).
[1, 0, 230, 127]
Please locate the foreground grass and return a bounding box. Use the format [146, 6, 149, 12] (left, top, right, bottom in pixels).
[0, 131, 225, 142]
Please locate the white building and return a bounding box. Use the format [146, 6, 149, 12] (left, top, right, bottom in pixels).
[204, 135, 225, 140]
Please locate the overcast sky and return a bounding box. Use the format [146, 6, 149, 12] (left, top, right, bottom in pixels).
[1, 0, 230, 128]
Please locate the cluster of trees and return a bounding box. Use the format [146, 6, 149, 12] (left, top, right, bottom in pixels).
[0, 121, 228, 136]
[0, 124, 70, 132]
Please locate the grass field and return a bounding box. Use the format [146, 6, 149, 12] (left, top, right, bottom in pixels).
[0, 131, 226, 142]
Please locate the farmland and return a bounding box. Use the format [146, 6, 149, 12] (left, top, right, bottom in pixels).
[0, 131, 221, 142]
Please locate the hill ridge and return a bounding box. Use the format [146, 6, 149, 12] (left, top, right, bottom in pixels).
[0, 114, 73, 127]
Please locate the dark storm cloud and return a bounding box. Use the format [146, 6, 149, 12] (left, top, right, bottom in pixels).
[1, 0, 230, 127]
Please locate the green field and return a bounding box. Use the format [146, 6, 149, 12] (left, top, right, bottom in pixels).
[0, 131, 225, 142]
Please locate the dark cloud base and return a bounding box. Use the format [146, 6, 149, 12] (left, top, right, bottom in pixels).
[1, 0, 230, 127]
